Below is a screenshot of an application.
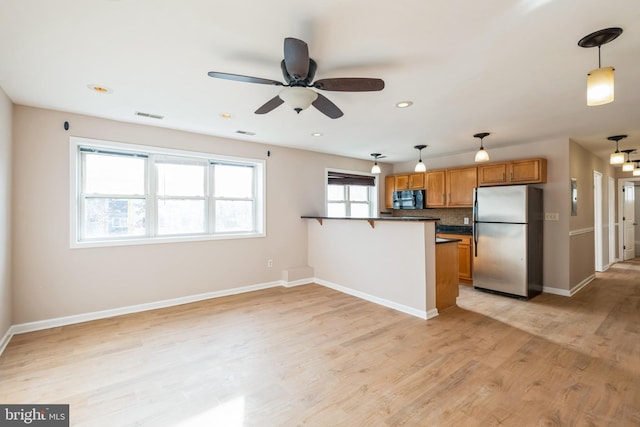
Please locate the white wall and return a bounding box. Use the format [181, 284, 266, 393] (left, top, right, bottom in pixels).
[0, 88, 12, 341]
[11, 105, 376, 324]
[394, 139, 570, 292]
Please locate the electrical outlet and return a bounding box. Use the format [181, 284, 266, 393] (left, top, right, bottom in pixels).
[544, 212, 559, 221]
[267, 259, 273, 268]
[463, 217, 469, 225]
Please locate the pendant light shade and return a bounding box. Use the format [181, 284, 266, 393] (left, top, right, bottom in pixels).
[578, 27, 623, 107]
[587, 66, 615, 106]
[370, 153, 384, 174]
[634, 162, 640, 176]
[279, 87, 318, 113]
[414, 145, 427, 172]
[473, 132, 491, 163]
[621, 150, 636, 172]
[608, 134, 627, 165]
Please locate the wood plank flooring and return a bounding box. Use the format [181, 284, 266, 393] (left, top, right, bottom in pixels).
[1, 259, 639, 426]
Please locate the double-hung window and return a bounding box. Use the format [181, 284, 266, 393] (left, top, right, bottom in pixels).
[326, 170, 377, 218]
[72, 137, 265, 247]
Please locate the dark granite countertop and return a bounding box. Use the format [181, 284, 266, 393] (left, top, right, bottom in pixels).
[302, 215, 440, 222]
[436, 224, 473, 235]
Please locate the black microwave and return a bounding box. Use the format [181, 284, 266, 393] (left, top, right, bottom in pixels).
[392, 190, 425, 209]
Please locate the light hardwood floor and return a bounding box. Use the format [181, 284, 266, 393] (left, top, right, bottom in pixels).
[1, 259, 639, 426]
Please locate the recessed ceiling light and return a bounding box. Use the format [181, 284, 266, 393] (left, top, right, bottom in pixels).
[311, 132, 323, 137]
[220, 113, 232, 119]
[396, 101, 413, 108]
[87, 84, 112, 94]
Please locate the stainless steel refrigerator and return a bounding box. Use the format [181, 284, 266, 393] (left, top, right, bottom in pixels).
[473, 185, 543, 299]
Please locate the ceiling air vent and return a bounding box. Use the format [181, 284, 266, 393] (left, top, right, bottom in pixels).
[135, 111, 164, 120]
[236, 130, 256, 136]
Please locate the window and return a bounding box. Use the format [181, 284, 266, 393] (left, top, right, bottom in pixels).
[71, 138, 264, 247]
[326, 170, 377, 218]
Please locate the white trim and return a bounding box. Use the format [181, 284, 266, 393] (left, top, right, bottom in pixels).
[0, 275, 435, 357]
[569, 274, 596, 296]
[542, 286, 571, 297]
[314, 278, 432, 320]
[0, 325, 14, 356]
[569, 227, 594, 236]
[9, 281, 282, 336]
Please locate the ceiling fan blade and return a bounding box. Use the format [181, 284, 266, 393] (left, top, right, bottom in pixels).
[313, 78, 385, 92]
[283, 37, 310, 80]
[255, 95, 284, 114]
[208, 71, 283, 86]
[312, 93, 343, 119]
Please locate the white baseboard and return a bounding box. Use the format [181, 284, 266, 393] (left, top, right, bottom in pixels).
[569, 274, 595, 296]
[542, 286, 571, 297]
[314, 278, 430, 320]
[1, 276, 430, 357]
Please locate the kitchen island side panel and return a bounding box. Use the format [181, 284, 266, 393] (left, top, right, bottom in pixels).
[307, 219, 436, 318]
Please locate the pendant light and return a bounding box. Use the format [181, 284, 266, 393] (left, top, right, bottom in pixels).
[414, 145, 427, 172]
[370, 153, 385, 174]
[473, 132, 491, 163]
[634, 161, 640, 177]
[621, 149, 636, 172]
[608, 134, 627, 165]
[578, 27, 623, 106]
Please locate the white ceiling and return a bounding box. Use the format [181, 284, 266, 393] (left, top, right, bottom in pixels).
[1, 0, 639, 164]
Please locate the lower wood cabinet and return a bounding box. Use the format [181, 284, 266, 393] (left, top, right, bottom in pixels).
[435, 240, 459, 311]
[436, 233, 473, 283]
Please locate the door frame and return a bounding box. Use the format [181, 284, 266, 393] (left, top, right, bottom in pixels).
[594, 171, 603, 272]
[618, 177, 640, 261]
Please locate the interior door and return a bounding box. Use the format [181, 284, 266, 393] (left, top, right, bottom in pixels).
[623, 182, 635, 260]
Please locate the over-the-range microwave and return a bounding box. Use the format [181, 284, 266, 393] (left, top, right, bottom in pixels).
[392, 190, 425, 209]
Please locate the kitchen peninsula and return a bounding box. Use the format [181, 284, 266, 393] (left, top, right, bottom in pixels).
[302, 215, 444, 319]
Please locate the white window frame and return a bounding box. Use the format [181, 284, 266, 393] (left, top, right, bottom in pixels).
[325, 168, 378, 218]
[70, 137, 265, 248]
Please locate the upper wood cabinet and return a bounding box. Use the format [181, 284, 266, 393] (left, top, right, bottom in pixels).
[394, 172, 425, 190]
[478, 158, 547, 186]
[446, 167, 477, 207]
[385, 175, 395, 209]
[426, 170, 446, 207]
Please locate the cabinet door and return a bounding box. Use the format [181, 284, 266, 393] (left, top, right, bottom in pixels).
[426, 170, 446, 207]
[394, 174, 409, 190]
[384, 175, 395, 209]
[446, 167, 477, 207]
[478, 163, 507, 186]
[408, 172, 425, 189]
[508, 159, 546, 183]
[437, 234, 472, 281]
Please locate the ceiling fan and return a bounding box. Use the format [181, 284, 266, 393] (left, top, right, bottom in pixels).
[207, 37, 385, 119]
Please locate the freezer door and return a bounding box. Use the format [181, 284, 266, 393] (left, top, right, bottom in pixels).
[475, 185, 528, 223]
[474, 222, 528, 297]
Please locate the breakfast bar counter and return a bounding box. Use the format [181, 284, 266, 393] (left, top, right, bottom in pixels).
[302, 215, 441, 319]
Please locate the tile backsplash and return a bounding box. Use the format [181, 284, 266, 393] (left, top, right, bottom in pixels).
[391, 208, 473, 225]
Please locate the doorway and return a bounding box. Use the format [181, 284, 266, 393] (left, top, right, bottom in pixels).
[618, 178, 639, 261]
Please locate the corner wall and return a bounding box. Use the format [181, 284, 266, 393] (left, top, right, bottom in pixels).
[11, 105, 375, 324]
[569, 140, 616, 287]
[0, 88, 12, 344]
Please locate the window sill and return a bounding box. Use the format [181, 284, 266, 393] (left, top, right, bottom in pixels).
[70, 231, 266, 249]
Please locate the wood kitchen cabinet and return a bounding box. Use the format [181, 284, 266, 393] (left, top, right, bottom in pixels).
[478, 158, 547, 186]
[384, 175, 395, 209]
[446, 167, 477, 207]
[436, 233, 473, 283]
[435, 240, 459, 311]
[426, 170, 446, 207]
[394, 172, 425, 190]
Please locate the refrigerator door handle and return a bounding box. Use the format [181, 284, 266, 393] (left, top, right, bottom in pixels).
[473, 188, 478, 257]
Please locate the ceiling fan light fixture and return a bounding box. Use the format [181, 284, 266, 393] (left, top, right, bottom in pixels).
[578, 27, 622, 107]
[279, 87, 318, 113]
[414, 145, 427, 172]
